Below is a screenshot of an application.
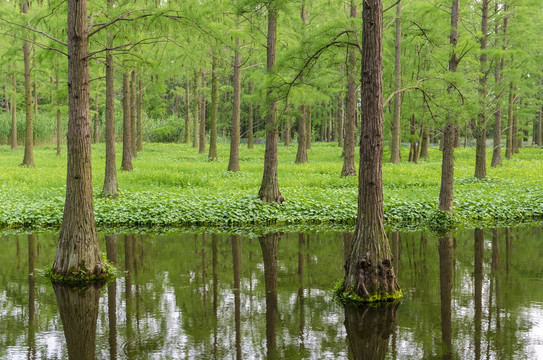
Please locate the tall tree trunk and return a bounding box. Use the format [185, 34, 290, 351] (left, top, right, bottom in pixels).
[439, 234, 453, 360]
[33, 78, 38, 114]
[11, 74, 17, 150]
[136, 78, 143, 152]
[474, 228, 484, 360]
[419, 123, 429, 159]
[390, 0, 402, 164]
[337, 93, 344, 147]
[121, 73, 133, 171]
[284, 118, 291, 146]
[232, 235, 242, 360]
[491, 3, 506, 167]
[21, 0, 34, 167]
[295, 1, 308, 164]
[505, 82, 513, 159]
[306, 104, 311, 149]
[52, 0, 104, 278]
[199, 72, 206, 154]
[130, 71, 137, 158]
[512, 113, 518, 153]
[439, 0, 459, 213]
[258, 3, 284, 204]
[4, 71, 9, 116]
[341, 2, 357, 178]
[248, 82, 254, 149]
[208, 57, 218, 159]
[259, 233, 279, 359]
[185, 78, 191, 144]
[56, 72, 61, 156]
[342, 0, 400, 302]
[228, 33, 241, 172]
[93, 93, 99, 143]
[474, 0, 489, 179]
[193, 73, 199, 148]
[103, 48, 118, 195]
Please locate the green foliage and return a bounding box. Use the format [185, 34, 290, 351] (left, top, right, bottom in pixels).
[334, 279, 403, 305]
[428, 210, 458, 236]
[40, 257, 121, 286]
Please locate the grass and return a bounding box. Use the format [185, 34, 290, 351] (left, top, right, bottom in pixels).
[1, 140, 543, 233]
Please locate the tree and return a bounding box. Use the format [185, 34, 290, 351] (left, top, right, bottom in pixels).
[228, 18, 241, 172]
[21, 0, 34, 167]
[121, 72, 133, 171]
[389, 0, 402, 164]
[51, 0, 105, 280]
[258, 1, 284, 204]
[340, 0, 400, 302]
[295, 0, 308, 164]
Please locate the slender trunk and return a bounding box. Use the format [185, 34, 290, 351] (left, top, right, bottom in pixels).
[199, 72, 206, 154]
[56, 72, 61, 156]
[21, 0, 34, 167]
[306, 104, 312, 149]
[295, 102, 308, 163]
[121, 73, 133, 171]
[342, 0, 400, 301]
[185, 77, 191, 144]
[491, 56, 502, 166]
[130, 71, 137, 158]
[258, 4, 284, 203]
[439, 124, 455, 212]
[512, 113, 518, 153]
[390, 0, 402, 164]
[538, 105, 542, 146]
[505, 82, 513, 159]
[474, 0, 489, 179]
[337, 95, 344, 147]
[419, 123, 429, 159]
[33, 78, 38, 114]
[208, 57, 218, 159]
[93, 93, 99, 143]
[137, 79, 143, 152]
[52, 0, 104, 278]
[228, 34, 241, 172]
[248, 82, 254, 149]
[284, 118, 290, 146]
[341, 3, 357, 178]
[11, 74, 17, 150]
[4, 71, 9, 116]
[193, 73, 199, 148]
[103, 49, 118, 196]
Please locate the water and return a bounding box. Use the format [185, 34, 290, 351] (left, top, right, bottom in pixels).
[0, 229, 542, 359]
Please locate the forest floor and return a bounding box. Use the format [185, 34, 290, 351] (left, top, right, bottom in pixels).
[1, 141, 543, 234]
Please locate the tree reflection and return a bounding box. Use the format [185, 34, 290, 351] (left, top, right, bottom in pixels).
[259, 232, 281, 360]
[439, 233, 453, 360]
[232, 235, 242, 360]
[28, 234, 36, 359]
[106, 234, 118, 359]
[53, 284, 103, 360]
[344, 303, 398, 360]
[474, 229, 484, 360]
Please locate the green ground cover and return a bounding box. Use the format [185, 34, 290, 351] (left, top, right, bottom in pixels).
[1, 141, 543, 233]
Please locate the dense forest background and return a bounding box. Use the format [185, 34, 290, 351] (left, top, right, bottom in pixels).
[0, 0, 541, 161]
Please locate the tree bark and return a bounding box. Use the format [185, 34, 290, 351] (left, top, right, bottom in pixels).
[208, 57, 218, 160]
[56, 72, 61, 156]
[491, 4, 506, 167]
[11, 74, 17, 150]
[474, 127, 487, 179]
[342, 6, 357, 176]
[130, 71, 137, 158]
[248, 82, 254, 149]
[193, 73, 199, 148]
[337, 93, 344, 147]
[306, 104, 311, 149]
[259, 233, 280, 359]
[258, 3, 284, 204]
[439, 124, 455, 212]
[228, 33, 241, 172]
[121, 73, 133, 171]
[199, 72, 206, 154]
[21, 0, 34, 167]
[390, 0, 402, 164]
[52, 0, 104, 278]
[505, 82, 513, 159]
[342, 0, 400, 301]
[103, 49, 118, 195]
[474, 0, 489, 179]
[512, 113, 518, 153]
[185, 77, 191, 144]
[419, 123, 429, 159]
[93, 93, 99, 143]
[137, 79, 143, 152]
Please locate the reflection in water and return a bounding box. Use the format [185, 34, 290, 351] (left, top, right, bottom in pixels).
[474, 229, 484, 360]
[106, 235, 118, 359]
[344, 303, 398, 360]
[298, 233, 306, 349]
[53, 284, 103, 360]
[439, 233, 453, 360]
[232, 235, 242, 360]
[28, 234, 36, 360]
[260, 232, 280, 360]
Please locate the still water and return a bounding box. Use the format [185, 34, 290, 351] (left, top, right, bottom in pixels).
[0, 229, 542, 359]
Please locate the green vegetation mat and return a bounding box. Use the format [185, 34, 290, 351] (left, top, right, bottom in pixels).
[1, 142, 543, 233]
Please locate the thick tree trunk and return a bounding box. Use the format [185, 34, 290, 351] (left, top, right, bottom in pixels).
[103, 51, 118, 196]
[130, 71, 137, 158]
[248, 82, 254, 149]
[259, 4, 284, 204]
[474, 127, 487, 179]
[342, 1, 357, 176]
[199, 72, 206, 154]
[52, 0, 104, 278]
[439, 124, 455, 212]
[21, 1, 34, 167]
[54, 284, 102, 360]
[342, 0, 400, 302]
[505, 83, 513, 159]
[193, 73, 199, 148]
[56, 73, 61, 156]
[259, 233, 279, 359]
[344, 303, 398, 360]
[208, 57, 218, 159]
[390, 0, 402, 164]
[11, 74, 17, 150]
[185, 78, 191, 144]
[121, 73, 133, 171]
[228, 36, 241, 172]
